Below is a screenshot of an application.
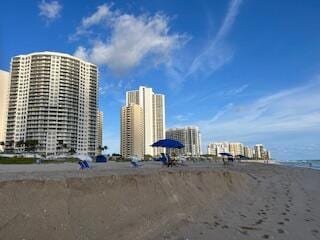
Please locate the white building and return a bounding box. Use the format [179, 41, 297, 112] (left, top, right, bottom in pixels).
[5, 52, 98, 157]
[166, 126, 202, 156]
[125, 86, 165, 156]
[207, 142, 230, 157]
[243, 146, 254, 159]
[0, 70, 10, 152]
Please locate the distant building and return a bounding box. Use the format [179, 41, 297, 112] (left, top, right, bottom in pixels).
[229, 142, 244, 157]
[166, 126, 202, 156]
[5, 52, 98, 156]
[254, 144, 270, 160]
[120, 103, 144, 159]
[243, 146, 254, 159]
[96, 111, 103, 155]
[207, 142, 230, 157]
[254, 144, 264, 159]
[0, 70, 10, 152]
[125, 86, 165, 156]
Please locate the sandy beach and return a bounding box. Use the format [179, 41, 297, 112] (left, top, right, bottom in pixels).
[0, 161, 319, 240]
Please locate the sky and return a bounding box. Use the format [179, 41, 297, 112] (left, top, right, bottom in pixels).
[1, 0, 320, 160]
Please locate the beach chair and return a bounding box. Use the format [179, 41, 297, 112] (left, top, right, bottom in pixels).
[78, 160, 86, 170]
[83, 160, 90, 168]
[131, 161, 141, 168]
[159, 153, 168, 165]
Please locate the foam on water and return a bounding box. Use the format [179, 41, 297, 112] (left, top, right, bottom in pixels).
[277, 160, 320, 170]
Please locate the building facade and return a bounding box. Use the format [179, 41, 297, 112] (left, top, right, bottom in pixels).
[125, 86, 165, 156]
[0, 70, 10, 152]
[243, 146, 254, 159]
[120, 103, 144, 159]
[229, 142, 244, 157]
[166, 126, 202, 156]
[96, 111, 103, 155]
[5, 52, 98, 156]
[207, 142, 230, 157]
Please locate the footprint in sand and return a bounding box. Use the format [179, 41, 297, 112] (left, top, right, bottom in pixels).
[277, 229, 285, 234]
[262, 234, 270, 239]
[255, 219, 264, 225]
[284, 218, 290, 222]
[311, 229, 319, 234]
[281, 212, 287, 216]
[278, 221, 284, 225]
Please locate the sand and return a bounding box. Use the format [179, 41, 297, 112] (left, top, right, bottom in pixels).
[0, 161, 319, 240]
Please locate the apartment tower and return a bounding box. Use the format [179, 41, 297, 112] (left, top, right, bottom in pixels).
[166, 126, 202, 156]
[120, 103, 144, 158]
[96, 111, 103, 155]
[5, 52, 98, 156]
[0, 70, 10, 152]
[125, 86, 165, 156]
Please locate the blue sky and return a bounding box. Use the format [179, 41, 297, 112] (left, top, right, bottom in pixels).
[1, 0, 320, 160]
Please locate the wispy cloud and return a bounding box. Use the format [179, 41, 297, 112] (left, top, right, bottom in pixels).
[72, 4, 187, 75]
[194, 78, 320, 156]
[166, 0, 243, 86]
[219, 84, 248, 96]
[185, 0, 243, 79]
[38, 0, 62, 22]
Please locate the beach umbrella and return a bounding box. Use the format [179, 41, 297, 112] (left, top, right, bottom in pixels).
[219, 152, 233, 157]
[151, 139, 184, 149]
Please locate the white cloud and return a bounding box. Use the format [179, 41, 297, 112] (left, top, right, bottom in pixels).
[38, 0, 62, 21]
[73, 5, 187, 75]
[82, 4, 111, 28]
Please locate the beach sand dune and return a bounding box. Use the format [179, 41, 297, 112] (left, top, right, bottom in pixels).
[0, 163, 319, 240]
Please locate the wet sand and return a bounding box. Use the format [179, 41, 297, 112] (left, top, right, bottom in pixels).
[0, 161, 319, 240]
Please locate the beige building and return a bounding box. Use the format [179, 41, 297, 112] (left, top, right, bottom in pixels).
[0, 70, 10, 151]
[5, 52, 98, 156]
[120, 103, 144, 159]
[166, 126, 202, 156]
[126, 86, 165, 156]
[229, 142, 244, 157]
[96, 111, 103, 155]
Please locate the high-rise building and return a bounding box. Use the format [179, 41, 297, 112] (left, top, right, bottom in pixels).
[243, 146, 254, 159]
[207, 142, 230, 156]
[166, 126, 202, 156]
[5, 52, 98, 156]
[0, 70, 10, 152]
[254, 144, 264, 159]
[229, 142, 244, 157]
[125, 86, 165, 156]
[120, 103, 144, 159]
[96, 111, 103, 155]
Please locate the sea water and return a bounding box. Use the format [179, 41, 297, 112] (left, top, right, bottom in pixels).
[277, 160, 320, 170]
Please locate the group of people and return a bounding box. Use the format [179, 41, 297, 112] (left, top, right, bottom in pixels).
[159, 153, 178, 167]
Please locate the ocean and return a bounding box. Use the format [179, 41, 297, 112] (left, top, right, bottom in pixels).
[277, 160, 320, 170]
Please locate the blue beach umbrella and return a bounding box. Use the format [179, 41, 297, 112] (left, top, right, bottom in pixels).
[151, 139, 185, 149]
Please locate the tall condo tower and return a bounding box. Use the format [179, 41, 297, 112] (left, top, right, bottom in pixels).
[125, 86, 165, 157]
[120, 103, 144, 158]
[5, 52, 98, 156]
[96, 111, 103, 155]
[0, 70, 10, 152]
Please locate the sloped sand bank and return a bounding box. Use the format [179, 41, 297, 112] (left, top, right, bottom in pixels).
[0, 163, 319, 240]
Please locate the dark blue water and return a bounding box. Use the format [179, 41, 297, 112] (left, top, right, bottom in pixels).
[277, 160, 320, 170]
